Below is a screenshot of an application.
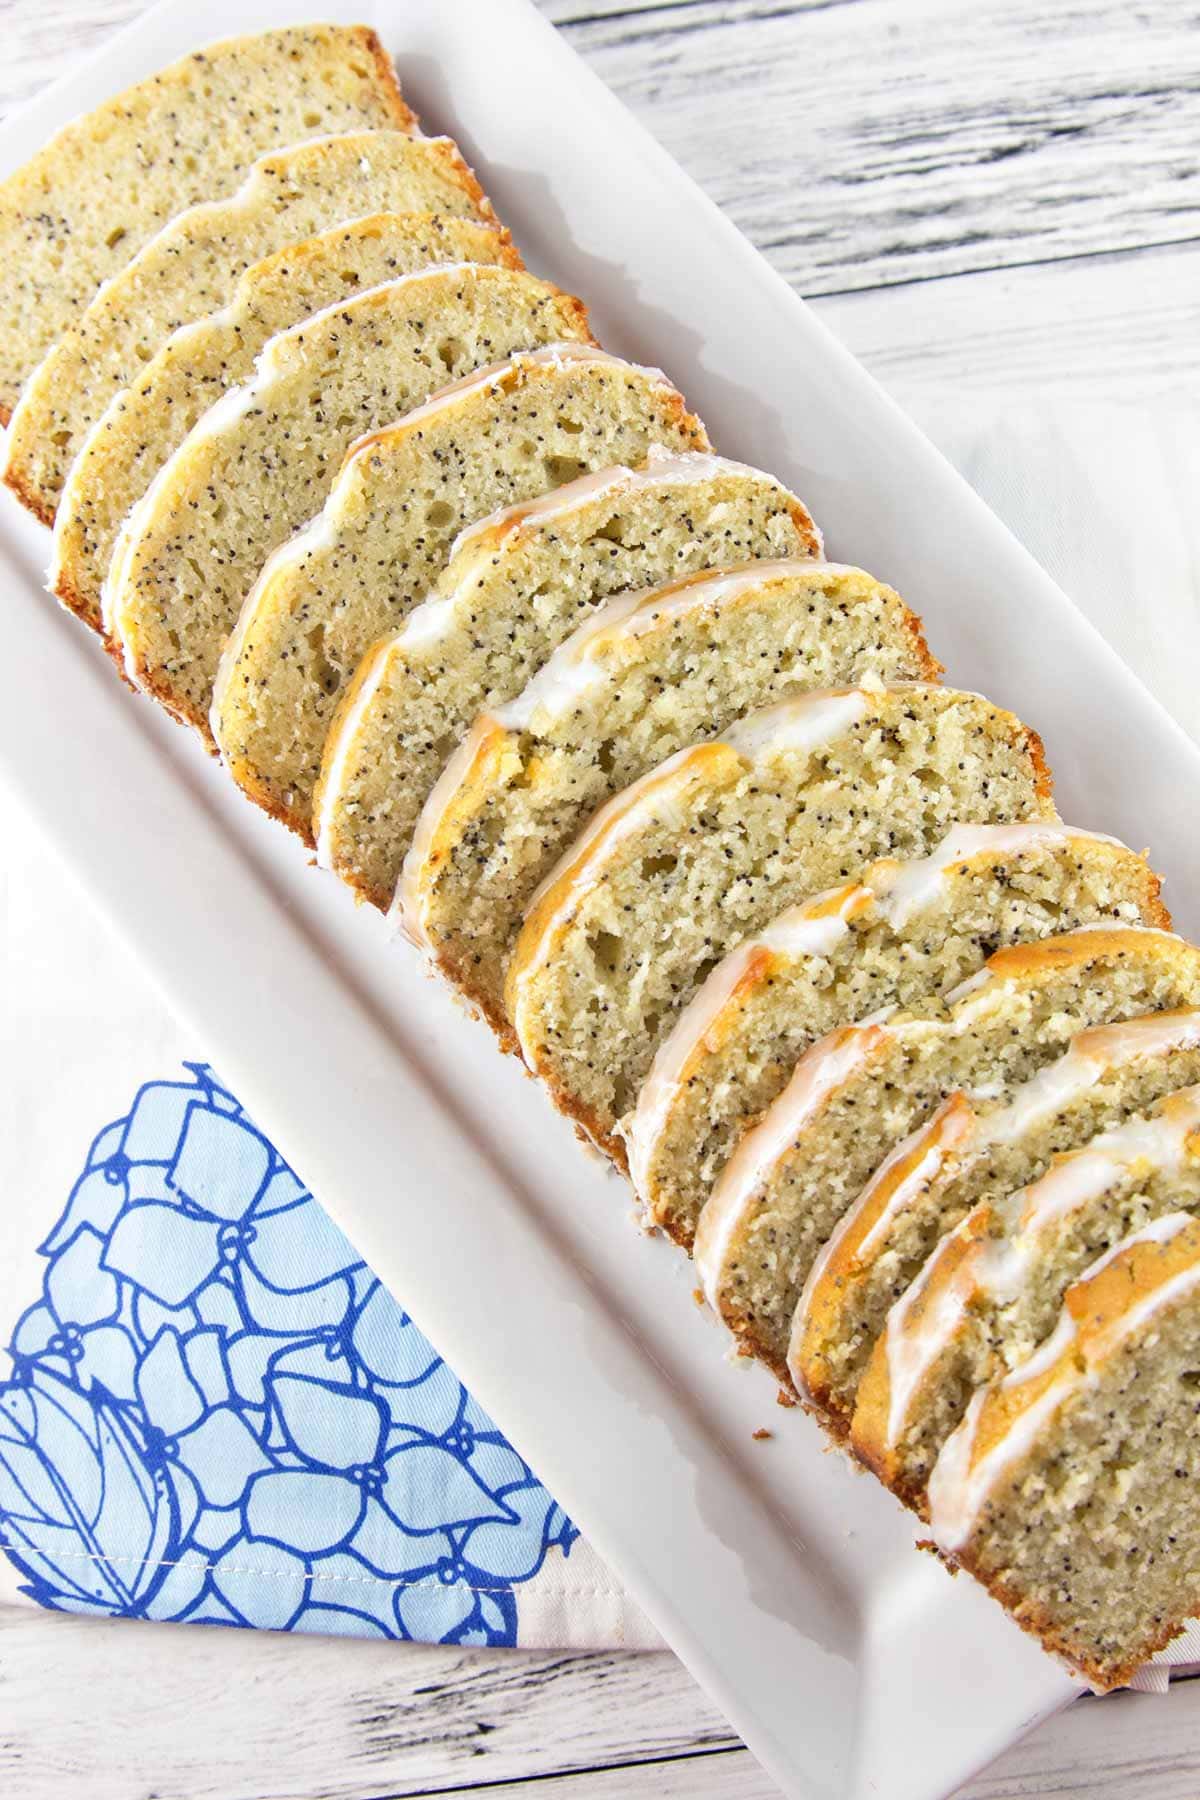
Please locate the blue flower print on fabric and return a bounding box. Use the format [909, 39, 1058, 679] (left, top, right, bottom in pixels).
[0, 1065, 577, 1643]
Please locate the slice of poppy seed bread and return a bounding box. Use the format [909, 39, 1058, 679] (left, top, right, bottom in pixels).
[213, 353, 710, 842]
[488, 682, 1055, 1155]
[628, 824, 1168, 1250]
[928, 1211, 1200, 1691]
[0, 25, 413, 422]
[399, 567, 939, 1030]
[695, 926, 1200, 1384]
[800, 1007, 1200, 1448]
[849, 1070, 1200, 1512]
[108, 267, 594, 740]
[315, 452, 822, 909]
[52, 211, 519, 633]
[7, 130, 494, 526]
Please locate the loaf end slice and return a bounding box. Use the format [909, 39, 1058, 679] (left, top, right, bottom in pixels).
[928, 1210, 1200, 1691]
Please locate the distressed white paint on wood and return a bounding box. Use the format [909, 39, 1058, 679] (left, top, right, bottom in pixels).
[816, 240, 1200, 412]
[2, 4, 1198, 1799]
[1, 1608, 1199, 1800]
[542, 0, 1200, 295]
[3, 0, 1198, 294]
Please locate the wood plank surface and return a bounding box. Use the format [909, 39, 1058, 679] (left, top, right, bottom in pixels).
[2, 1606, 1199, 1800]
[820, 239, 1200, 411]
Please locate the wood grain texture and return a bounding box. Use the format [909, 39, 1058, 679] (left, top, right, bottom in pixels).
[819, 239, 1200, 413]
[541, 0, 1200, 295]
[2, 1607, 1198, 1800]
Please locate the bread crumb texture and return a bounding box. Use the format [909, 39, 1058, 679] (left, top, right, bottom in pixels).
[53, 208, 518, 630]
[111, 267, 593, 736]
[0, 25, 413, 420]
[215, 355, 710, 845]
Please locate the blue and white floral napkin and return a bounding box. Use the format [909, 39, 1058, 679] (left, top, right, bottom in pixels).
[1, 398, 1197, 1675]
[0, 785, 658, 1650]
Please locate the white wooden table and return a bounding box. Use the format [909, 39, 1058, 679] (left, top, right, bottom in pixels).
[2, 3, 1199, 1795]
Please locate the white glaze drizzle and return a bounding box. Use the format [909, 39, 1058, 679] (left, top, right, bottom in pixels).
[212, 341, 649, 739]
[493, 560, 858, 733]
[944, 923, 1182, 1013]
[111, 263, 508, 657]
[790, 1092, 975, 1395]
[446, 439, 806, 555]
[873, 822, 1126, 932]
[930, 1212, 1200, 1556]
[878, 1033, 1200, 1449]
[625, 882, 871, 1198]
[369, 452, 811, 663]
[629, 822, 1138, 1207]
[722, 684, 880, 758]
[313, 644, 394, 871]
[694, 1026, 884, 1307]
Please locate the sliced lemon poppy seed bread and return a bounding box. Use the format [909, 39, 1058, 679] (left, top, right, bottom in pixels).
[213, 350, 710, 837]
[315, 452, 822, 908]
[0, 24, 413, 421]
[695, 927, 1200, 1383]
[52, 211, 520, 633]
[928, 1212, 1200, 1690]
[490, 682, 1055, 1157]
[400, 569, 940, 1034]
[108, 267, 594, 738]
[798, 1006, 1200, 1447]
[848, 1070, 1200, 1510]
[7, 129, 493, 525]
[628, 824, 1168, 1249]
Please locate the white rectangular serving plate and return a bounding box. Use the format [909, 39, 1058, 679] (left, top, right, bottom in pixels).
[3, 2, 1198, 1794]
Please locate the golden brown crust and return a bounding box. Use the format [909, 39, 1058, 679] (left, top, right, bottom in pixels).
[929, 1220, 1200, 1687]
[898, 600, 944, 685]
[798, 1093, 975, 1439]
[49, 562, 102, 635]
[415, 718, 510, 890]
[848, 1224, 982, 1506]
[506, 741, 738, 1017]
[944, 1544, 1191, 1692]
[352, 26, 420, 135]
[2, 453, 56, 527]
[128, 653, 219, 752]
[1024, 721, 1056, 809]
[1136, 861, 1172, 931]
[787, 497, 823, 561]
[666, 946, 782, 1102]
[422, 134, 500, 225]
[221, 746, 317, 846]
[982, 922, 1182, 984]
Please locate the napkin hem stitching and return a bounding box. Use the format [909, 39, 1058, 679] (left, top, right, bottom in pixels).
[0, 1541, 621, 1595]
